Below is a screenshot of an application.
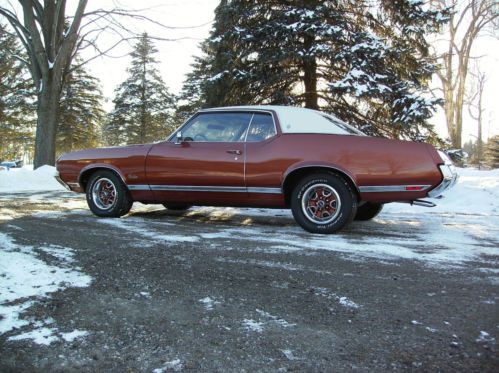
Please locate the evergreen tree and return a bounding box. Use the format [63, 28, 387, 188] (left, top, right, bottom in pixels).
[484, 135, 499, 169]
[329, 0, 448, 142]
[105, 33, 176, 146]
[0, 24, 36, 161]
[57, 58, 104, 155]
[181, 0, 448, 143]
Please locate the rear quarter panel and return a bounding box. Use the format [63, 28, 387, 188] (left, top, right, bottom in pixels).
[246, 133, 441, 202]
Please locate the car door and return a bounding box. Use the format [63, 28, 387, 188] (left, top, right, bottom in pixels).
[146, 111, 252, 203]
[244, 112, 283, 190]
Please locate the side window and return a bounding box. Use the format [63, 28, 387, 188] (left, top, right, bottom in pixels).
[246, 113, 276, 142]
[177, 113, 252, 142]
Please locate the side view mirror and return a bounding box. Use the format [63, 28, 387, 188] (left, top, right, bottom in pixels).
[175, 131, 182, 145]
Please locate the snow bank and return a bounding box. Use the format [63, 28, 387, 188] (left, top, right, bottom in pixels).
[0, 165, 65, 193]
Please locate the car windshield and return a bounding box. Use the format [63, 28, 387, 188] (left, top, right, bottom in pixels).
[320, 113, 366, 136]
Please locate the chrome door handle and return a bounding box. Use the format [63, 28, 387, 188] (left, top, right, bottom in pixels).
[226, 150, 242, 155]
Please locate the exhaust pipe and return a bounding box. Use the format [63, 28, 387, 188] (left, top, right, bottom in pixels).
[411, 199, 436, 208]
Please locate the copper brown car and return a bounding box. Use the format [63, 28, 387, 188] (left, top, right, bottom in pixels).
[55, 106, 458, 233]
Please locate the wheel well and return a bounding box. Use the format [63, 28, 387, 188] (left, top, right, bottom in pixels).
[79, 167, 126, 192]
[282, 167, 359, 206]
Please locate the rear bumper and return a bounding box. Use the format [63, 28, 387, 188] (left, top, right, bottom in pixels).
[428, 163, 458, 198]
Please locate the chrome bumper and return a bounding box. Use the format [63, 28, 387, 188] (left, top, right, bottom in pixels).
[427, 163, 458, 198]
[54, 171, 71, 191]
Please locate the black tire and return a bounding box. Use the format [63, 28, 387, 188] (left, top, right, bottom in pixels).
[354, 202, 383, 221]
[162, 203, 192, 211]
[291, 173, 357, 234]
[86, 170, 133, 217]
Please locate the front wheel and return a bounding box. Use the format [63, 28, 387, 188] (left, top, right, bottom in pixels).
[291, 173, 357, 234]
[86, 170, 133, 217]
[354, 202, 383, 221]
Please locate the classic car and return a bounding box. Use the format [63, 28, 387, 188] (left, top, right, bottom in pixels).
[55, 105, 458, 234]
[0, 161, 17, 170]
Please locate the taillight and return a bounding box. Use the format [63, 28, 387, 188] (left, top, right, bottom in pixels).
[405, 186, 426, 191]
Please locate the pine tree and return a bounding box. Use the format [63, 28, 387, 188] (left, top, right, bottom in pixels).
[484, 135, 499, 169]
[105, 33, 176, 146]
[0, 23, 36, 161]
[181, 0, 448, 143]
[57, 58, 104, 155]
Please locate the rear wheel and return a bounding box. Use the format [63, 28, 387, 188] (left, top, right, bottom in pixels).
[162, 203, 192, 211]
[86, 170, 133, 217]
[354, 202, 383, 221]
[291, 173, 357, 234]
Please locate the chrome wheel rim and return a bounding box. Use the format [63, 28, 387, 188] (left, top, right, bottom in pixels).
[92, 178, 117, 210]
[301, 183, 341, 224]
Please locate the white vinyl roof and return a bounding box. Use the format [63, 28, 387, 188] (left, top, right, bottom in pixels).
[203, 105, 364, 136]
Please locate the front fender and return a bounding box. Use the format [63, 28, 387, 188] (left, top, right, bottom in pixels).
[78, 163, 128, 187]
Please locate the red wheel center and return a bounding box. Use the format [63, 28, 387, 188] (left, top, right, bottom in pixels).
[98, 184, 116, 205]
[307, 187, 337, 218]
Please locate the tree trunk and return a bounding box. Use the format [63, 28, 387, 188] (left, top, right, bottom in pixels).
[303, 59, 318, 110]
[442, 76, 456, 146]
[33, 80, 60, 168]
[302, 35, 318, 110]
[140, 54, 147, 144]
[477, 81, 483, 169]
[454, 65, 469, 149]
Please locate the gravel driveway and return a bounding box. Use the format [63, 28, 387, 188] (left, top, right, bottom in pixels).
[0, 191, 498, 372]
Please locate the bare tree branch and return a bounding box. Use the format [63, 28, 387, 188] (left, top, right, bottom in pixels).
[432, 0, 498, 148]
[0, 0, 209, 167]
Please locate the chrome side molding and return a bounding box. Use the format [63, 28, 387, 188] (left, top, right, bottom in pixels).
[127, 184, 282, 194]
[359, 185, 431, 193]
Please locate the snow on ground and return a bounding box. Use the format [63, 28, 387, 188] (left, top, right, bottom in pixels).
[0, 232, 92, 344]
[242, 319, 265, 333]
[193, 211, 497, 269]
[184, 207, 497, 270]
[152, 359, 184, 373]
[199, 296, 221, 311]
[312, 287, 361, 309]
[101, 217, 199, 246]
[0, 165, 64, 193]
[281, 349, 300, 361]
[242, 309, 295, 333]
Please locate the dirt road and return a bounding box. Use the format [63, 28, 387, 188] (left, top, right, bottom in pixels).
[0, 191, 497, 372]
